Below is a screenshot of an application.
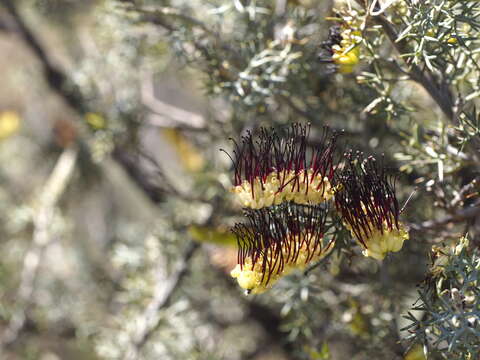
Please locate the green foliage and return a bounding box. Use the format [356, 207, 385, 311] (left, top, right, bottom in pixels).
[403, 238, 480, 358]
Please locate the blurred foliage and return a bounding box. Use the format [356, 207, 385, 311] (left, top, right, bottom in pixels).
[404, 237, 480, 359]
[0, 111, 20, 140]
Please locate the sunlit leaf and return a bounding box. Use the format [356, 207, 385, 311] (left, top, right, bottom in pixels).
[188, 225, 237, 247]
[404, 344, 426, 360]
[85, 112, 107, 130]
[163, 128, 205, 172]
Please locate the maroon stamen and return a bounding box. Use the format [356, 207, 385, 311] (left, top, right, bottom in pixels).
[223, 123, 340, 205]
[232, 203, 331, 285]
[334, 151, 401, 247]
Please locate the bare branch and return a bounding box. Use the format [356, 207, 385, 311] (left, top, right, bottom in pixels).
[0, 146, 78, 351]
[141, 73, 206, 129]
[133, 6, 216, 36]
[373, 14, 455, 122]
[451, 178, 479, 208]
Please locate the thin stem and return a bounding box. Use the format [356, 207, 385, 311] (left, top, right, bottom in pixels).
[0, 146, 79, 352]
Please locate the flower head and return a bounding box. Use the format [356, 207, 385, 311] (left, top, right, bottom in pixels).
[230, 203, 334, 294]
[224, 123, 338, 209]
[321, 16, 362, 74]
[334, 152, 408, 260]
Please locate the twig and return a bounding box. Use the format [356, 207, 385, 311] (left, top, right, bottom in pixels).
[276, 94, 360, 135]
[451, 178, 479, 208]
[352, 0, 456, 122]
[112, 148, 167, 204]
[409, 199, 480, 231]
[141, 72, 205, 129]
[374, 15, 455, 122]
[277, 94, 318, 122]
[0, 146, 78, 351]
[133, 6, 216, 36]
[1, 0, 87, 114]
[123, 241, 200, 360]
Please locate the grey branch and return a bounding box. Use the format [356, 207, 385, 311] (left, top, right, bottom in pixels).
[123, 241, 200, 360]
[0, 146, 78, 351]
[352, 0, 455, 122]
[141, 72, 206, 130]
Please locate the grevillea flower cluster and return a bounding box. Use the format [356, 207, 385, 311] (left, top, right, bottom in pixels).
[224, 124, 409, 294]
[226, 124, 337, 209]
[335, 152, 409, 260]
[231, 203, 334, 294]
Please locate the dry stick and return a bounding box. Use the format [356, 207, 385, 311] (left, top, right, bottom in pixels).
[0, 0, 87, 115]
[123, 241, 200, 360]
[450, 178, 479, 208]
[133, 6, 216, 36]
[374, 15, 455, 122]
[409, 199, 480, 231]
[0, 146, 79, 351]
[141, 72, 206, 129]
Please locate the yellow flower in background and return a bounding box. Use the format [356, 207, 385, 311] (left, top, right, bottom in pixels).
[331, 29, 362, 74]
[447, 36, 458, 44]
[0, 110, 20, 141]
[321, 10, 363, 74]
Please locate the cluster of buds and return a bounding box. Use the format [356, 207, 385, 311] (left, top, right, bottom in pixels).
[321, 10, 363, 74]
[224, 124, 409, 294]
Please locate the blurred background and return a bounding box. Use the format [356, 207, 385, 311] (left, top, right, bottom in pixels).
[0, 0, 478, 359]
